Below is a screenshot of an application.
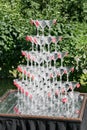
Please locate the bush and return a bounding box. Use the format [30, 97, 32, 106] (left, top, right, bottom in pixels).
[0, 0, 87, 83]
[0, 0, 32, 78]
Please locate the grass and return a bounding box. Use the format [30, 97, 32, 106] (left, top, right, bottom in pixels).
[77, 86, 87, 93]
[0, 78, 16, 97]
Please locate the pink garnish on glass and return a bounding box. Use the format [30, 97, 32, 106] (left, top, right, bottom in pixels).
[55, 90, 59, 96]
[50, 56, 54, 60]
[64, 70, 67, 74]
[14, 106, 20, 114]
[30, 19, 34, 25]
[71, 67, 74, 72]
[32, 75, 35, 80]
[17, 66, 23, 73]
[59, 36, 62, 41]
[27, 54, 31, 60]
[15, 83, 20, 89]
[58, 53, 61, 59]
[32, 56, 35, 61]
[53, 19, 57, 25]
[65, 52, 68, 56]
[35, 20, 40, 27]
[26, 36, 30, 41]
[25, 91, 29, 96]
[62, 97, 68, 103]
[25, 36, 33, 43]
[76, 110, 80, 114]
[29, 36, 33, 43]
[57, 73, 60, 77]
[14, 106, 18, 113]
[21, 51, 26, 56]
[24, 70, 26, 75]
[69, 86, 73, 90]
[27, 72, 31, 77]
[76, 83, 80, 88]
[34, 37, 38, 44]
[48, 92, 51, 98]
[29, 94, 32, 99]
[50, 73, 53, 78]
[21, 88, 24, 93]
[52, 37, 56, 43]
[13, 81, 17, 86]
[61, 88, 65, 94]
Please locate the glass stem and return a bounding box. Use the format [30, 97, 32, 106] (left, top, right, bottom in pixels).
[49, 27, 51, 36]
[37, 27, 39, 36]
[61, 58, 63, 67]
[22, 70, 24, 82]
[42, 28, 44, 36]
[67, 73, 69, 82]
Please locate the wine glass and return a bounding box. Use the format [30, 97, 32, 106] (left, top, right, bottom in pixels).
[34, 20, 40, 36]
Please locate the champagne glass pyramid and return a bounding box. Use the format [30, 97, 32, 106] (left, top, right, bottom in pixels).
[14, 19, 81, 118]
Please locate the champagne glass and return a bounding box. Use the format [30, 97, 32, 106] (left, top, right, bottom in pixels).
[51, 36, 59, 52]
[45, 36, 52, 52]
[46, 20, 53, 36]
[57, 52, 68, 67]
[21, 51, 30, 67]
[34, 20, 40, 36]
[64, 66, 74, 82]
[39, 20, 46, 36]
[44, 52, 51, 69]
[46, 20, 57, 36]
[30, 19, 41, 36]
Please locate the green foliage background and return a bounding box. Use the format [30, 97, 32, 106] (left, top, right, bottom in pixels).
[0, 0, 87, 89]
